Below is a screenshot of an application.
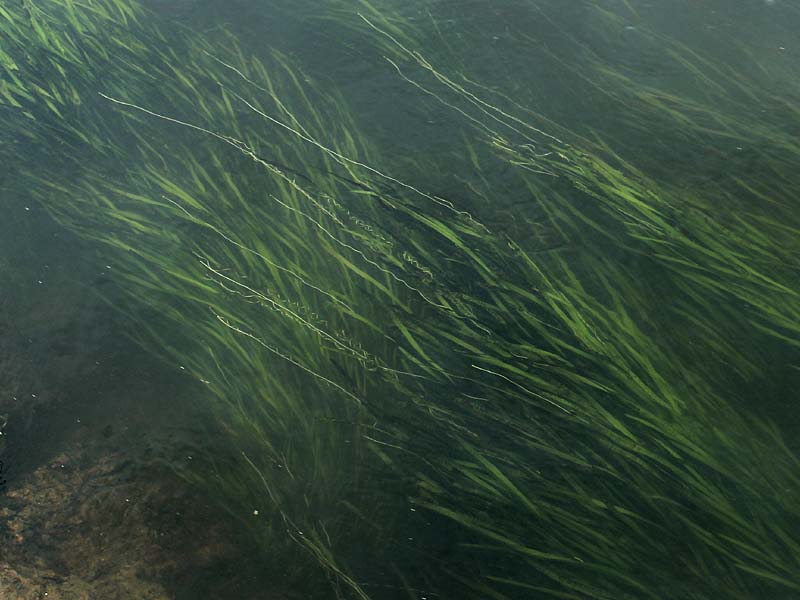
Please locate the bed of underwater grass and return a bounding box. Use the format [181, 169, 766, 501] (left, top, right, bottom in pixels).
[2, 1, 800, 598]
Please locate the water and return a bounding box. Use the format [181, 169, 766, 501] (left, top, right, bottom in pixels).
[2, 1, 799, 598]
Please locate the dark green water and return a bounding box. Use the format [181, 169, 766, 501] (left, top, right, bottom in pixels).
[2, 1, 799, 599]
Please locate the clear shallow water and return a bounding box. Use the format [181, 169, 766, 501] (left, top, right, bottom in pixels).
[1, 1, 799, 599]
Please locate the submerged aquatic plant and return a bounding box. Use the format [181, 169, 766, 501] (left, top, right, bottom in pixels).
[2, 0, 799, 598]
